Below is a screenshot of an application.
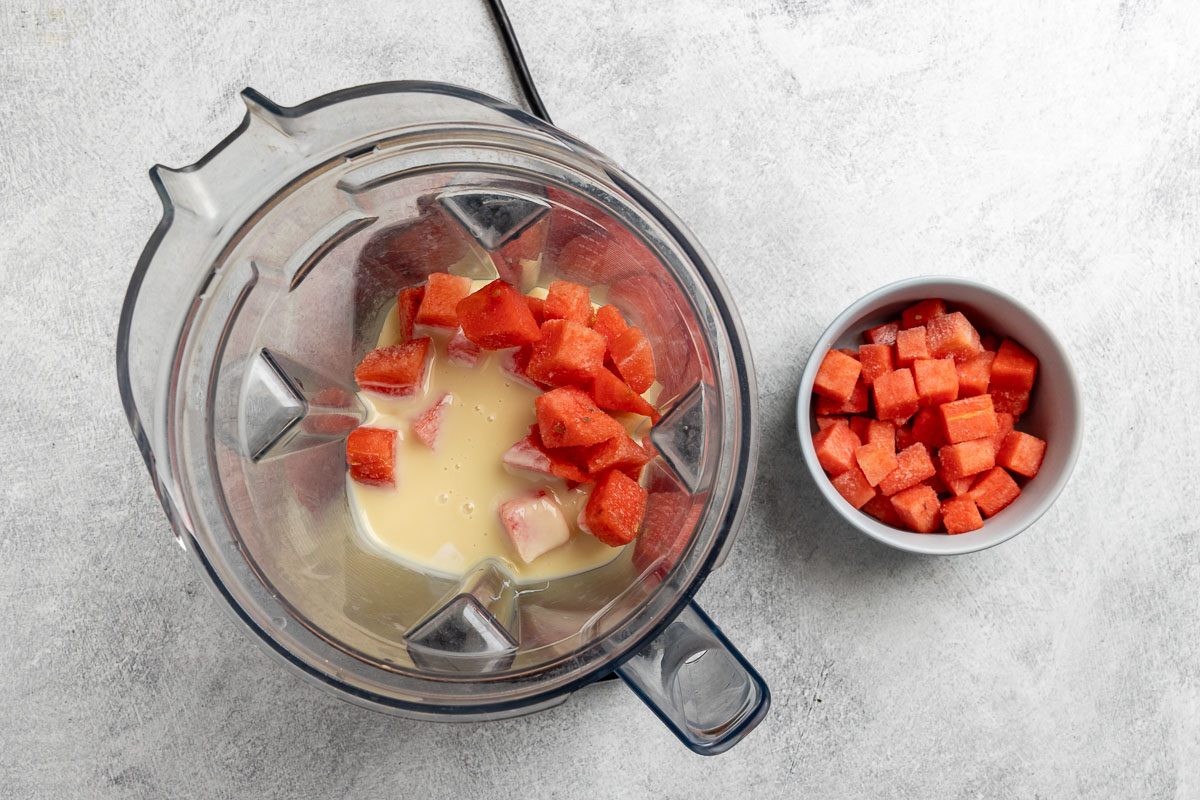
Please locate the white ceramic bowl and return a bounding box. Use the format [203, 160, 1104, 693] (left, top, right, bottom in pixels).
[796, 276, 1083, 555]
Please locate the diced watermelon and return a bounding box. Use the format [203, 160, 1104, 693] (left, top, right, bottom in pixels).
[354, 338, 431, 396]
[939, 394, 998, 444]
[813, 424, 862, 475]
[857, 343, 896, 387]
[817, 416, 849, 431]
[346, 427, 397, 487]
[500, 491, 571, 564]
[501, 436, 554, 478]
[872, 368, 921, 421]
[535, 386, 625, 448]
[990, 339, 1039, 392]
[455, 279, 541, 349]
[926, 312, 983, 363]
[901, 299, 947, 330]
[913, 358, 959, 406]
[865, 419, 895, 450]
[587, 435, 652, 476]
[589, 367, 660, 420]
[447, 328, 483, 366]
[863, 321, 900, 346]
[580, 470, 648, 546]
[944, 475, 974, 497]
[910, 407, 946, 450]
[849, 415, 871, 443]
[878, 442, 937, 496]
[544, 280, 593, 325]
[414, 272, 472, 329]
[855, 442, 899, 487]
[815, 378, 869, 415]
[988, 412, 1016, 456]
[862, 493, 904, 526]
[941, 496, 984, 534]
[895, 326, 930, 366]
[890, 484, 942, 532]
[410, 392, 453, 449]
[835, 348, 860, 359]
[927, 473, 949, 496]
[969, 467, 1021, 517]
[591, 304, 629, 345]
[526, 295, 547, 324]
[397, 286, 424, 341]
[501, 344, 542, 390]
[997, 431, 1047, 478]
[831, 465, 877, 509]
[956, 351, 995, 397]
[938, 438, 996, 480]
[610, 327, 657, 394]
[895, 424, 916, 451]
[524, 425, 593, 483]
[813, 349, 863, 403]
[527, 319, 607, 387]
[991, 389, 1030, 416]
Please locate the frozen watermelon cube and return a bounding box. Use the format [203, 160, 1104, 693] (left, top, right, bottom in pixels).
[910, 407, 946, 450]
[415, 272, 473, 329]
[890, 484, 942, 532]
[926, 311, 983, 363]
[895, 326, 930, 366]
[990, 339, 1039, 392]
[865, 419, 895, 450]
[580, 469, 648, 546]
[831, 465, 877, 509]
[816, 416, 848, 431]
[938, 438, 996, 480]
[872, 368, 921, 421]
[410, 393, 453, 449]
[813, 423, 862, 475]
[969, 467, 1021, 517]
[500, 491, 571, 564]
[455, 279, 541, 349]
[895, 424, 917, 451]
[813, 349, 863, 403]
[857, 343, 896, 387]
[587, 434, 652, 476]
[502, 436, 554, 478]
[346, 426, 397, 487]
[544, 280, 593, 325]
[956, 350, 995, 397]
[941, 495, 984, 534]
[447, 328, 483, 366]
[944, 475, 974, 497]
[397, 286, 425, 341]
[988, 412, 1016, 455]
[878, 442, 937, 496]
[527, 319, 606, 387]
[863, 321, 900, 346]
[991, 389, 1030, 417]
[913, 358, 959, 406]
[815, 378, 869, 416]
[589, 367, 660, 421]
[901, 299, 947, 330]
[591, 304, 629, 345]
[354, 338, 431, 396]
[997, 431, 1047, 478]
[610, 327, 657, 394]
[849, 415, 872, 443]
[862, 493, 904, 526]
[526, 295, 547, 324]
[535, 387, 625, 448]
[855, 441, 899, 487]
[939, 394, 998, 444]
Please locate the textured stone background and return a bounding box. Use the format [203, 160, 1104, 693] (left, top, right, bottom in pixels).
[2, 0, 1198, 797]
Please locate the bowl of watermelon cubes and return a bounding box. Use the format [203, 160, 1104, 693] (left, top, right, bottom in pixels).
[797, 276, 1082, 554]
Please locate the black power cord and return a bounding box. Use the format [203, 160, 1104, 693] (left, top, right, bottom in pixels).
[485, 0, 553, 124]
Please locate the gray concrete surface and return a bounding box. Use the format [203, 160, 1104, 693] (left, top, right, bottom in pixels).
[2, 0, 1198, 797]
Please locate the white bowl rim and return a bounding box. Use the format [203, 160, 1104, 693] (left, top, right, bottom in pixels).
[795, 275, 1084, 555]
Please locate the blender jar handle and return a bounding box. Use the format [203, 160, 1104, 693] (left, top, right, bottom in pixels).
[616, 601, 769, 755]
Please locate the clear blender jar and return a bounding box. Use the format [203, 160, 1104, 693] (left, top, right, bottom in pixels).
[117, 82, 766, 754]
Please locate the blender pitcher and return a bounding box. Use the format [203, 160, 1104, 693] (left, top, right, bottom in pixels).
[117, 82, 767, 755]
